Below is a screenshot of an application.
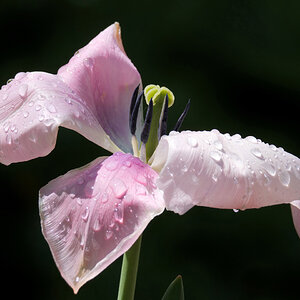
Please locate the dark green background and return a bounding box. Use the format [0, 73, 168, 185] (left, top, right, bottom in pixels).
[0, 0, 299, 299]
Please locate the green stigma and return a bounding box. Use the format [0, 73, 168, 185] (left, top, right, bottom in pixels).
[142, 84, 175, 161]
[144, 84, 175, 107]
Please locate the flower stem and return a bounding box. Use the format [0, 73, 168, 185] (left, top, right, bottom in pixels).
[117, 235, 142, 300]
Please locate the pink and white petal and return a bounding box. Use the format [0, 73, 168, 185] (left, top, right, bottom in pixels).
[0, 72, 118, 165]
[58, 22, 141, 153]
[151, 130, 300, 214]
[39, 152, 164, 293]
[291, 201, 300, 238]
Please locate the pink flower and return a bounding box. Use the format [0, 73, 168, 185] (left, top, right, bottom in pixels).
[0, 23, 299, 293]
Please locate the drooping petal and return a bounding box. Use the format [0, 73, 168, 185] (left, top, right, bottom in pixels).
[58, 22, 142, 153]
[0, 72, 119, 165]
[291, 201, 300, 238]
[151, 130, 300, 215]
[39, 152, 164, 293]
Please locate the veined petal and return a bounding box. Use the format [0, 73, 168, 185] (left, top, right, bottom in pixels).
[0, 72, 119, 165]
[39, 152, 164, 293]
[58, 22, 141, 153]
[291, 201, 300, 238]
[151, 130, 300, 214]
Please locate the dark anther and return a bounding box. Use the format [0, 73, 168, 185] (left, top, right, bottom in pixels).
[130, 90, 143, 135]
[173, 99, 191, 131]
[130, 84, 140, 117]
[160, 94, 169, 137]
[141, 98, 153, 144]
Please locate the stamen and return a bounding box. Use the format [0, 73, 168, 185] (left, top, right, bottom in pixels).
[129, 84, 140, 117]
[129, 92, 143, 135]
[173, 99, 191, 131]
[141, 99, 153, 144]
[159, 94, 169, 138]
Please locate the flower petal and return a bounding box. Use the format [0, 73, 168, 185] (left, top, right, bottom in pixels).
[291, 201, 300, 238]
[0, 72, 119, 165]
[58, 22, 141, 153]
[39, 152, 164, 293]
[151, 130, 300, 215]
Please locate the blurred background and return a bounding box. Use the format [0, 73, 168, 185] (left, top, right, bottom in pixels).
[0, 0, 299, 299]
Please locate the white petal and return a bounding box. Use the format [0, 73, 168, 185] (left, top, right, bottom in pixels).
[151, 130, 300, 214]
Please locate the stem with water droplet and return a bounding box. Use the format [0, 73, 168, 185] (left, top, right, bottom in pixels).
[117, 235, 142, 300]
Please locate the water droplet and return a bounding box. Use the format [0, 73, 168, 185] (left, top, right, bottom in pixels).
[28, 101, 34, 107]
[212, 173, 218, 182]
[263, 163, 276, 176]
[76, 198, 83, 206]
[37, 94, 46, 100]
[35, 104, 42, 111]
[6, 134, 12, 145]
[213, 140, 223, 151]
[17, 84, 28, 98]
[233, 176, 239, 185]
[105, 159, 118, 171]
[232, 134, 241, 141]
[81, 207, 89, 222]
[65, 97, 72, 105]
[39, 114, 45, 122]
[43, 118, 56, 127]
[210, 151, 222, 163]
[114, 202, 124, 223]
[83, 57, 94, 69]
[187, 136, 198, 148]
[47, 104, 57, 113]
[75, 276, 80, 283]
[112, 179, 128, 199]
[105, 229, 113, 240]
[3, 123, 10, 133]
[233, 209, 239, 213]
[135, 173, 147, 186]
[6, 78, 13, 84]
[23, 111, 29, 118]
[246, 136, 258, 144]
[93, 218, 102, 232]
[101, 192, 109, 203]
[270, 144, 277, 151]
[15, 72, 26, 80]
[278, 171, 290, 187]
[135, 184, 147, 195]
[251, 148, 264, 160]
[123, 160, 132, 168]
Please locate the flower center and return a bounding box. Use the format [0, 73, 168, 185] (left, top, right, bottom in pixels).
[129, 84, 190, 162]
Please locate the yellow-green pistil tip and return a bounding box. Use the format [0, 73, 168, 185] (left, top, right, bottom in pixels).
[144, 84, 174, 107]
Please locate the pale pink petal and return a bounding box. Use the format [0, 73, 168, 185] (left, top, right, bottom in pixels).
[0, 72, 119, 165]
[291, 201, 300, 238]
[39, 152, 164, 293]
[151, 130, 300, 214]
[58, 22, 141, 153]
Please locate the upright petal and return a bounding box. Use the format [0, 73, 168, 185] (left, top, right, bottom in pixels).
[39, 152, 164, 293]
[58, 22, 141, 153]
[0, 72, 118, 165]
[151, 130, 300, 214]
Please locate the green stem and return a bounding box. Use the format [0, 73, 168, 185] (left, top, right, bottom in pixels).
[117, 235, 142, 300]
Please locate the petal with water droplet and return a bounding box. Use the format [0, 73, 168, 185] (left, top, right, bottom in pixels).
[39, 152, 164, 294]
[58, 22, 142, 153]
[0, 72, 119, 165]
[150, 130, 300, 215]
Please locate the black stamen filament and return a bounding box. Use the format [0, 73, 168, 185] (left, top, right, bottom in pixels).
[159, 94, 169, 137]
[173, 99, 191, 132]
[140, 99, 153, 144]
[129, 86, 191, 150]
[129, 86, 143, 135]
